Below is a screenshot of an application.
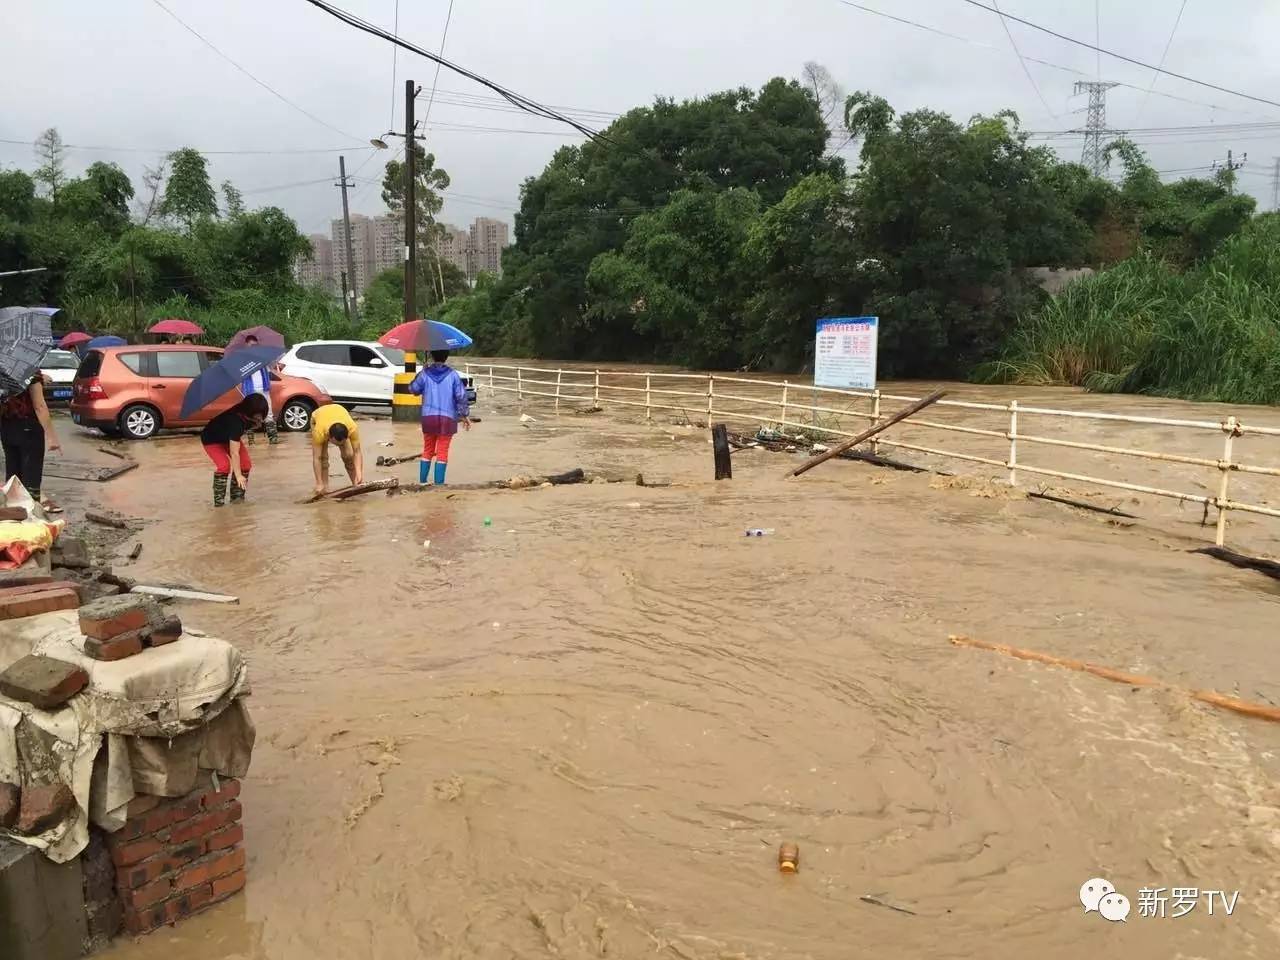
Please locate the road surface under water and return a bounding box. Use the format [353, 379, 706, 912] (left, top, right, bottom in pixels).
[53, 380, 1280, 960]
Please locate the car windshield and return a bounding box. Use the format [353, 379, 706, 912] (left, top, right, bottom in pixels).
[376, 346, 404, 367]
[42, 351, 79, 369]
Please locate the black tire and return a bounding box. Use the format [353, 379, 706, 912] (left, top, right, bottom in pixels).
[99, 426, 123, 439]
[280, 398, 314, 432]
[119, 404, 160, 440]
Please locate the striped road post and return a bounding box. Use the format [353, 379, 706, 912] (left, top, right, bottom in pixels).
[392, 351, 418, 422]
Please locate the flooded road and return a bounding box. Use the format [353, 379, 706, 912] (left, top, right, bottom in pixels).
[43, 380, 1279, 959]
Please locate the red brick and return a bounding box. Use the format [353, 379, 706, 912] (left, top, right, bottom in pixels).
[84, 630, 144, 662]
[0, 655, 88, 709]
[128, 877, 172, 911]
[205, 823, 243, 852]
[141, 616, 183, 648]
[170, 882, 214, 921]
[169, 800, 241, 844]
[210, 868, 246, 901]
[0, 580, 78, 601]
[175, 847, 244, 893]
[126, 794, 161, 817]
[0, 782, 18, 829]
[121, 841, 206, 890]
[0, 587, 80, 621]
[198, 778, 241, 809]
[110, 835, 164, 867]
[15, 782, 75, 835]
[0, 506, 29, 521]
[123, 881, 217, 934]
[79, 596, 159, 640]
[119, 795, 202, 840]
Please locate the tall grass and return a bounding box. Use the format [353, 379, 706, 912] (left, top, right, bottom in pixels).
[981, 217, 1280, 404]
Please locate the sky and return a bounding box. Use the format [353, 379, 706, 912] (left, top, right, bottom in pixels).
[5, 0, 1280, 239]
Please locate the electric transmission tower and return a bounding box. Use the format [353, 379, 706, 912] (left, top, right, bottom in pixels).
[1073, 81, 1122, 176]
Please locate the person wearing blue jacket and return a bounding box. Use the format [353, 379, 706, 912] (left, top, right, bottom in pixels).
[238, 334, 278, 444]
[408, 350, 471, 485]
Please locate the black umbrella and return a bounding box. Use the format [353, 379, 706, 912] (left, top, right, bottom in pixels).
[180, 345, 285, 419]
[0, 309, 54, 399]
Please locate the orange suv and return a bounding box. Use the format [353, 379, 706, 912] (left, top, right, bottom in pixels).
[71, 344, 330, 440]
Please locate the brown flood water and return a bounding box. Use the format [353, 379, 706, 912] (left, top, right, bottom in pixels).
[42, 373, 1278, 959]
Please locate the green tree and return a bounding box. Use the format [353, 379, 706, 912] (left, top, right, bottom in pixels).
[58, 162, 134, 237]
[160, 148, 217, 230]
[221, 180, 245, 219]
[33, 128, 66, 201]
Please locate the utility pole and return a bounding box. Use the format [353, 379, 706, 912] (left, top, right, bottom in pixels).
[392, 78, 420, 424]
[336, 155, 358, 323]
[1073, 81, 1122, 177]
[1212, 149, 1247, 194]
[1272, 157, 1280, 211]
[128, 249, 139, 333]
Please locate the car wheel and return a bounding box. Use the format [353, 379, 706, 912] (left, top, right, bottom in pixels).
[119, 404, 160, 440]
[280, 398, 314, 432]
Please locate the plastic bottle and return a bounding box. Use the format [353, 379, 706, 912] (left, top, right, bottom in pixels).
[778, 842, 800, 873]
[745, 528, 775, 537]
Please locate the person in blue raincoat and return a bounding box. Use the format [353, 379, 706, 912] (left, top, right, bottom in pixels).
[408, 350, 470, 485]
[238, 334, 278, 444]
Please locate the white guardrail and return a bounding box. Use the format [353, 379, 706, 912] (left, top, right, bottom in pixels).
[464, 362, 1280, 549]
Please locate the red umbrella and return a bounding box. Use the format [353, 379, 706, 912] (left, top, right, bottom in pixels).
[59, 331, 92, 348]
[148, 318, 204, 336]
[226, 325, 285, 352]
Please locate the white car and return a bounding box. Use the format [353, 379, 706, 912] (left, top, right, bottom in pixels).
[40, 349, 79, 404]
[278, 340, 476, 408]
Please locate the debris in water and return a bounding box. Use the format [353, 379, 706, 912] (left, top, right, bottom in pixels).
[859, 893, 917, 916]
[520, 413, 537, 424]
[432, 774, 465, 801]
[778, 842, 799, 873]
[422, 540, 431, 549]
[745, 528, 775, 537]
[483, 517, 492, 527]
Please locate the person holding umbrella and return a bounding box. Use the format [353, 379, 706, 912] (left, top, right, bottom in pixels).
[0, 310, 62, 511]
[178, 344, 283, 506]
[237, 334, 278, 444]
[200, 394, 268, 506]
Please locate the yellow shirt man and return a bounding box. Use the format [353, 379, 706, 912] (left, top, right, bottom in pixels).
[310, 404, 364, 495]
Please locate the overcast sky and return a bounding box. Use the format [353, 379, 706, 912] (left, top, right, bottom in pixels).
[6, 0, 1280, 239]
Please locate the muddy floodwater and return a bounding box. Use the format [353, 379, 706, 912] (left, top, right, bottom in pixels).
[43, 373, 1278, 959]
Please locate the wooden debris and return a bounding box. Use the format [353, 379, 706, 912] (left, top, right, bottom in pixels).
[132, 585, 239, 604]
[788, 390, 947, 478]
[860, 894, 917, 917]
[1193, 546, 1280, 582]
[85, 511, 132, 529]
[97, 446, 131, 461]
[1029, 491, 1139, 519]
[305, 478, 400, 503]
[712, 423, 732, 480]
[543, 468, 585, 485]
[376, 453, 419, 467]
[45, 460, 138, 482]
[128, 543, 143, 560]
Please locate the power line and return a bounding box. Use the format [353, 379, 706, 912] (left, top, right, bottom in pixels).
[301, 0, 613, 147]
[420, 0, 458, 125]
[991, 0, 1057, 119]
[1136, 0, 1190, 122]
[956, 0, 1280, 110]
[0, 136, 374, 157]
[148, 0, 363, 143]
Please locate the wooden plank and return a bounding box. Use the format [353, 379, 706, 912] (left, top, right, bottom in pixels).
[133, 585, 239, 604]
[787, 390, 947, 478]
[44, 460, 138, 482]
[712, 424, 732, 480]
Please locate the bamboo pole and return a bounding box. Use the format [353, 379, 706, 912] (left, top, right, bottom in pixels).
[1215, 417, 1238, 547]
[949, 634, 1280, 724]
[1007, 400, 1019, 487]
[787, 390, 947, 478]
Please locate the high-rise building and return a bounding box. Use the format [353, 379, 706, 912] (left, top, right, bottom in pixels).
[294, 235, 335, 292]
[435, 225, 472, 277]
[330, 213, 403, 293]
[469, 217, 508, 276]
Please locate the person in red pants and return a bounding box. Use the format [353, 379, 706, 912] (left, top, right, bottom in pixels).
[199, 394, 268, 506]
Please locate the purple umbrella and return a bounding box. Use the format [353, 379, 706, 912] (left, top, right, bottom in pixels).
[227, 325, 285, 353]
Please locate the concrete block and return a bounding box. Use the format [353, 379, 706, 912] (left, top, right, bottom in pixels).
[0, 837, 89, 960]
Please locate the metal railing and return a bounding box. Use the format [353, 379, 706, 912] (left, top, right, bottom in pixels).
[465, 363, 1280, 549]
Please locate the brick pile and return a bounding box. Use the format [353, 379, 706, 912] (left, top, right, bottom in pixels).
[78, 595, 183, 662]
[106, 779, 246, 934]
[0, 578, 80, 621]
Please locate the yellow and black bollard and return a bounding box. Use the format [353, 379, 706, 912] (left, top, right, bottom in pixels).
[392, 350, 418, 422]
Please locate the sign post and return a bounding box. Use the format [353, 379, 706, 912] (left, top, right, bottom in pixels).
[814, 316, 878, 390]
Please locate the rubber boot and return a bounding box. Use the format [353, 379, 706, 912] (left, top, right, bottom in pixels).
[434, 461, 447, 486]
[230, 475, 247, 502]
[419, 459, 431, 485]
[266, 417, 280, 444]
[213, 474, 229, 507]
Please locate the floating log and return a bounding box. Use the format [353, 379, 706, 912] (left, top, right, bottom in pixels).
[376, 453, 419, 466]
[307, 478, 400, 502]
[712, 423, 732, 480]
[133, 585, 239, 604]
[1028, 491, 1139, 519]
[1193, 546, 1280, 582]
[949, 633, 1280, 724]
[787, 390, 947, 478]
[544, 468, 585, 485]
